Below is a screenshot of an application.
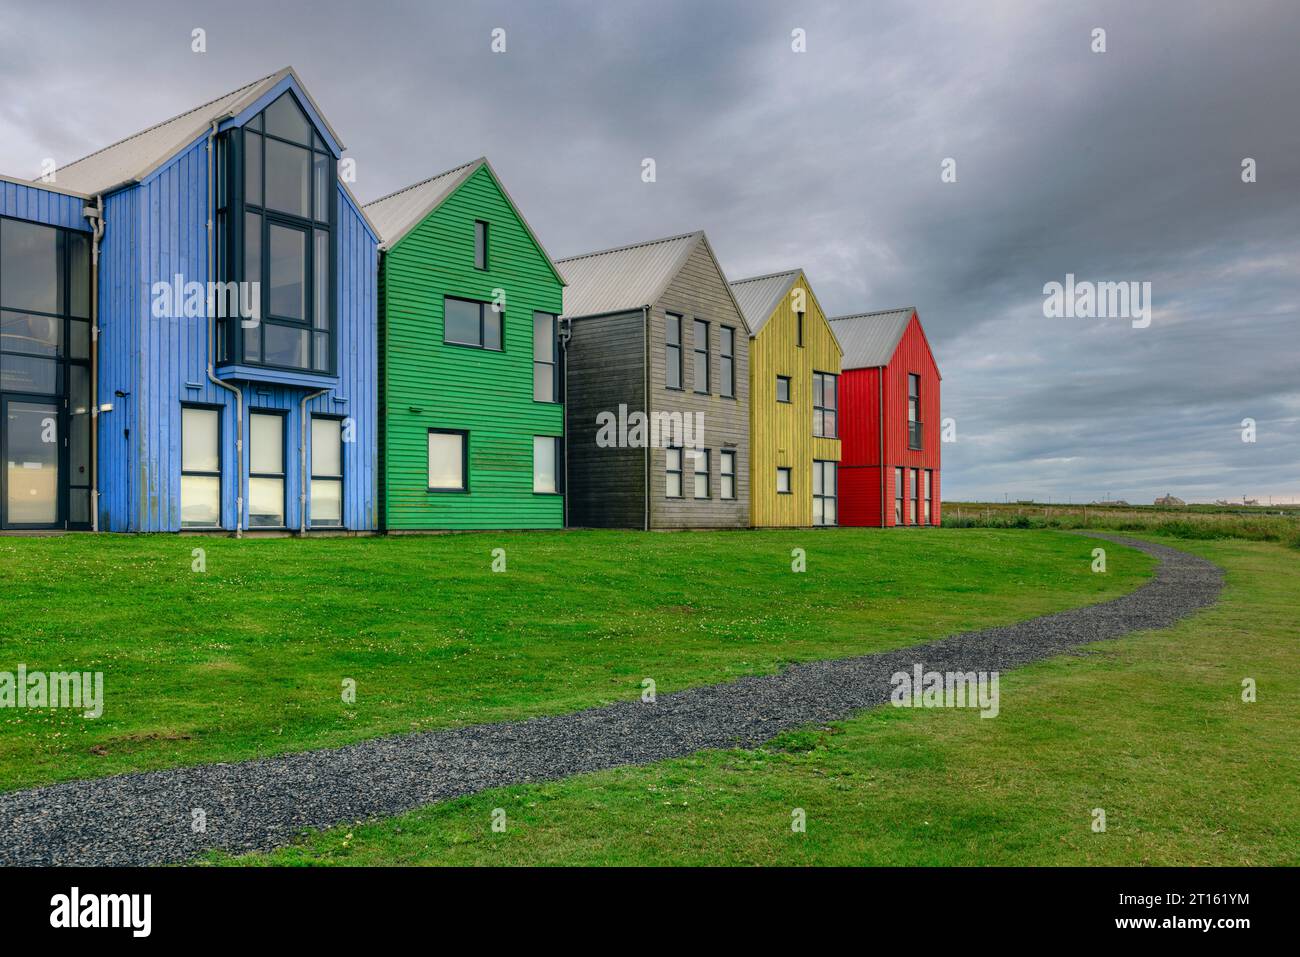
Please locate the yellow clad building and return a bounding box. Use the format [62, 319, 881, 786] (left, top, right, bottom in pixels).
[729, 270, 843, 526]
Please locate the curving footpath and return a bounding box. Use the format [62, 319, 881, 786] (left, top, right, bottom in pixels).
[0, 534, 1223, 866]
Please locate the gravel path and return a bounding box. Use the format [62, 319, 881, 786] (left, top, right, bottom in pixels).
[1, 533, 1222, 866]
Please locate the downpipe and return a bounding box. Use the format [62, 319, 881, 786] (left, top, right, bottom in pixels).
[204, 121, 244, 537]
[298, 388, 328, 533]
[84, 195, 104, 531]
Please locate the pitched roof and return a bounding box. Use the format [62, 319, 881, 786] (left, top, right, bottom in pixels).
[728, 269, 801, 336]
[555, 231, 702, 319]
[363, 159, 480, 247]
[828, 307, 916, 369]
[45, 67, 342, 195]
[363, 157, 564, 283]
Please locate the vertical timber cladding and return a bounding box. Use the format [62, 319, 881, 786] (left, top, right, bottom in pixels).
[740, 272, 842, 527]
[647, 240, 750, 528]
[882, 314, 942, 526]
[379, 163, 565, 529]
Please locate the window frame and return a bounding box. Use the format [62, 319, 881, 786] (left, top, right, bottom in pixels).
[532, 311, 560, 403]
[813, 371, 838, 438]
[776, 466, 792, 495]
[444, 295, 503, 351]
[776, 374, 792, 404]
[908, 373, 922, 450]
[911, 468, 920, 526]
[718, 325, 736, 398]
[247, 409, 287, 529]
[692, 318, 710, 394]
[222, 92, 337, 376]
[924, 469, 933, 525]
[474, 220, 489, 270]
[0, 217, 92, 530]
[692, 448, 710, 499]
[665, 446, 684, 498]
[533, 435, 564, 495]
[664, 313, 683, 390]
[719, 449, 736, 500]
[895, 466, 905, 525]
[796, 311, 805, 347]
[813, 459, 837, 527]
[427, 428, 469, 493]
[309, 413, 345, 528]
[179, 403, 223, 529]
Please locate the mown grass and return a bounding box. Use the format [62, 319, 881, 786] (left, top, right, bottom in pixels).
[222, 536, 1297, 866]
[0, 528, 1151, 792]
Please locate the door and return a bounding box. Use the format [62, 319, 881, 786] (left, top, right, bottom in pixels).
[3, 396, 61, 528]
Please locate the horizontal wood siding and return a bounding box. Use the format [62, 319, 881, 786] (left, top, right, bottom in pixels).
[381, 164, 565, 529]
[749, 274, 841, 526]
[647, 241, 749, 528]
[565, 310, 646, 528]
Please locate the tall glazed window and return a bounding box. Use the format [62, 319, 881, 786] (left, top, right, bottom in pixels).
[223, 92, 335, 373]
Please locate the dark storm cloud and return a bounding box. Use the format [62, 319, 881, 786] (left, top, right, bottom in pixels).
[2, 0, 1295, 502]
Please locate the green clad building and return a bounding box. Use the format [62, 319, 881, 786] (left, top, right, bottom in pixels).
[364, 158, 567, 529]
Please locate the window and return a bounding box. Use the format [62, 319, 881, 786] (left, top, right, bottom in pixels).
[311, 417, 343, 527]
[895, 467, 904, 525]
[776, 375, 791, 403]
[665, 447, 683, 497]
[908, 373, 922, 450]
[911, 468, 920, 526]
[813, 460, 837, 526]
[923, 470, 932, 525]
[720, 450, 736, 500]
[428, 430, 467, 491]
[665, 314, 682, 389]
[226, 91, 335, 374]
[813, 372, 838, 437]
[181, 407, 221, 528]
[533, 312, 559, 402]
[474, 220, 488, 270]
[719, 326, 735, 398]
[692, 319, 709, 393]
[0, 221, 91, 527]
[796, 311, 805, 347]
[534, 436, 563, 494]
[444, 296, 502, 350]
[692, 449, 710, 499]
[777, 466, 792, 494]
[248, 411, 285, 527]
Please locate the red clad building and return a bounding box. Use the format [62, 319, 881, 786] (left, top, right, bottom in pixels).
[828, 308, 941, 527]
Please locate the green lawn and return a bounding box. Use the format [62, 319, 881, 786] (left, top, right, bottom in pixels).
[222, 536, 1298, 867]
[0, 529, 1150, 792]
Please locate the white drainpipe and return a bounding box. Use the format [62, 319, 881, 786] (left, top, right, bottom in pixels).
[298, 388, 328, 533]
[84, 195, 105, 531]
[204, 120, 244, 537]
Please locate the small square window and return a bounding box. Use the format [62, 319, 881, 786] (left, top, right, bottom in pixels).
[429, 430, 467, 491]
[776, 376, 791, 403]
[777, 466, 792, 494]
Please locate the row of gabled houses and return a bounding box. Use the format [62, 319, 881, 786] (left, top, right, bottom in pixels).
[0, 67, 940, 534]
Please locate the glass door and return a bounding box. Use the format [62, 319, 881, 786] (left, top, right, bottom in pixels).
[3, 396, 61, 528]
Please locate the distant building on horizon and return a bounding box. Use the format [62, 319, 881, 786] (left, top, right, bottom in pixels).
[1154, 493, 1185, 507]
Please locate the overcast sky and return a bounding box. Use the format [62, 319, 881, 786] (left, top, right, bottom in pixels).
[3, 0, 1296, 503]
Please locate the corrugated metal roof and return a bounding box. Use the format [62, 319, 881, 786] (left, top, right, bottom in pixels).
[728, 269, 801, 336]
[828, 307, 915, 368]
[362, 159, 481, 247]
[45, 67, 342, 195]
[556, 231, 703, 318]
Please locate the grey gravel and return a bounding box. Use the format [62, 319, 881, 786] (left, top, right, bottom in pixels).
[0, 534, 1222, 866]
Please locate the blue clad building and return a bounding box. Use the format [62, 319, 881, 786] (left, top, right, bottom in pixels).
[0, 67, 379, 533]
